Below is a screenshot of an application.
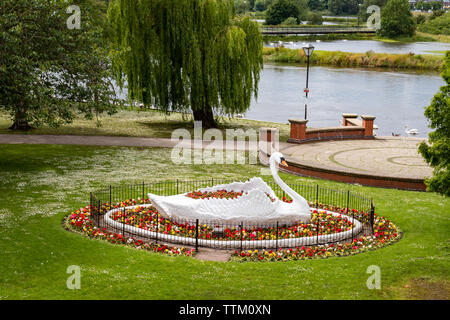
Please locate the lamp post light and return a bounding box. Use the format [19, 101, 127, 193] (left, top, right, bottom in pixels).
[302, 43, 314, 120]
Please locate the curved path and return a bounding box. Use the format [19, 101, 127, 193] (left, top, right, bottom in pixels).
[0, 134, 256, 151]
[0, 134, 431, 190]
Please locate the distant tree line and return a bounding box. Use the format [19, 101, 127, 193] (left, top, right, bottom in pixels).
[414, 0, 444, 11]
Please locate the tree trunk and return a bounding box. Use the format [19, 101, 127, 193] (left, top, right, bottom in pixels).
[192, 106, 216, 129]
[9, 110, 32, 131]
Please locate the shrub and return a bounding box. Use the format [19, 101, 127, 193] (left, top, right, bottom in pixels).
[255, 0, 266, 11]
[282, 16, 299, 25]
[415, 15, 426, 25]
[418, 12, 450, 35]
[265, 0, 300, 25]
[380, 0, 416, 38]
[307, 12, 323, 25]
[419, 52, 450, 197]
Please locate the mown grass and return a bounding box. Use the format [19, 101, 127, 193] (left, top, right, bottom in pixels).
[263, 47, 445, 71]
[0, 109, 292, 142]
[0, 144, 449, 300]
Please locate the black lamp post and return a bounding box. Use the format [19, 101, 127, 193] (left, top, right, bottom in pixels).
[358, 3, 362, 28]
[302, 43, 314, 120]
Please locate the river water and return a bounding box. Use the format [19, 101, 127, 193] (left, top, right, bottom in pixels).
[246, 64, 444, 137]
[265, 39, 450, 55]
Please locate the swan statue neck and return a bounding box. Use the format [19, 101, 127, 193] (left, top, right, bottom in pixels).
[270, 155, 305, 205]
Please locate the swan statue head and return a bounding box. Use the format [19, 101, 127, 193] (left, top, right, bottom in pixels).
[270, 152, 289, 168]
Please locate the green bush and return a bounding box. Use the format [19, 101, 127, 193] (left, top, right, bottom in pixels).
[282, 16, 299, 25]
[419, 51, 450, 197]
[307, 12, 323, 25]
[415, 15, 426, 25]
[380, 0, 416, 38]
[419, 12, 450, 35]
[255, 0, 266, 11]
[265, 0, 300, 25]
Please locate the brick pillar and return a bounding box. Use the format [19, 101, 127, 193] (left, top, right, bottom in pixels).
[342, 113, 358, 126]
[361, 115, 376, 137]
[259, 127, 279, 154]
[288, 119, 308, 142]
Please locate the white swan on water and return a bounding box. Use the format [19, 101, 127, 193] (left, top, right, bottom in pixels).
[147, 152, 311, 225]
[404, 125, 419, 135]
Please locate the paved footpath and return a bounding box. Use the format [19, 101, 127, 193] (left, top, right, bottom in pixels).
[0, 134, 257, 151]
[0, 134, 432, 181]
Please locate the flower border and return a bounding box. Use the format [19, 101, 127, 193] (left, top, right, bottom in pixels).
[63, 203, 195, 257]
[64, 199, 402, 262]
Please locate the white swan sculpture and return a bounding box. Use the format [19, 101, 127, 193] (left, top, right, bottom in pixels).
[147, 152, 311, 225]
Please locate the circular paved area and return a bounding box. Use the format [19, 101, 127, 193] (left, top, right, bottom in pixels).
[279, 137, 432, 180]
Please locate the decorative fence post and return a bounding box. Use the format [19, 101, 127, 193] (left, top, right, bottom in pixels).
[240, 222, 243, 253]
[155, 213, 159, 244]
[316, 185, 319, 209]
[122, 206, 126, 237]
[346, 190, 350, 214]
[276, 221, 279, 250]
[352, 210, 354, 242]
[97, 199, 101, 228]
[109, 185, 112, 209]
[316, 218, 319, 245]
[142, 181, 145, 202]
[370, 201, 375, 234]
[195, 219, 199, 253]
[176, 179, 179, 195]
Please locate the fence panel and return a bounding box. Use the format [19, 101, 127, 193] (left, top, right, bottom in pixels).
[90, 180, 374, 250]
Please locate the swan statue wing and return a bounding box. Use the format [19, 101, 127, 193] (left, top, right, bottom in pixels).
[148, 189, 276, 223]
[198, 177, 277, 198]
[148, 152, 311, 224]
[195, 189, 276, 223]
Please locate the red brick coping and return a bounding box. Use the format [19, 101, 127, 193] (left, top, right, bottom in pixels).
[288, 114, 377, 144]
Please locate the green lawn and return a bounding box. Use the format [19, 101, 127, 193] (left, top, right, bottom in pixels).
[0, 109, 292, 142]
[0, 144, 448, 300]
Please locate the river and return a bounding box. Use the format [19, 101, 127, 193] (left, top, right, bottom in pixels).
[265, 39, 450, 55]
[246, 64, 444, 137]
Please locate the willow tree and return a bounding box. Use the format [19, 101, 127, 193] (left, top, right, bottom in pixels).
[108, 0, 263, 128]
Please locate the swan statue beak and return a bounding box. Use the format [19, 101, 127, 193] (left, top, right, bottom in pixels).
[280, 158, 289, 167]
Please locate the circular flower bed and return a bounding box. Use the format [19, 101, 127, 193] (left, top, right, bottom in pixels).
[65, 200, 195, 257]
[109, 206, 355, 241]
[232, 215, 401, 262]
[65, 195, 401, 261]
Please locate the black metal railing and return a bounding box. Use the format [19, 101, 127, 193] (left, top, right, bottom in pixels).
[90, 180, 375, 251]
